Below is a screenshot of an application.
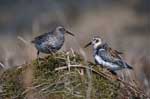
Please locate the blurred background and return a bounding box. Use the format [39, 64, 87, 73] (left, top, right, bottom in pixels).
[0, 0, 150, 95]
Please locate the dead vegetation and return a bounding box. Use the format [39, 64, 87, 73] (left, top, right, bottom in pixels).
[0, 51, 149, 99]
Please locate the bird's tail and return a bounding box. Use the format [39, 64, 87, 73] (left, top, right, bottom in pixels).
[126, 63, 133, 70]
[31, 40, 35, 43]
[118, 56, 133, 70]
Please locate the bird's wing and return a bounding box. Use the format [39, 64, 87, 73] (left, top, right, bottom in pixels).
[108, 47, 123, 54]
[97, 48, 117, 63]
[32, 33, 49, 44]
[41, 37, 59, 53]
[98, 48, 126, 68]
[102, 43, 123, 59]
[42, 36, 58, 47]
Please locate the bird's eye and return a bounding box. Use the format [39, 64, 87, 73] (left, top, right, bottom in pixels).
[59, 28, 65, 31]
[96, 40, 99, 43]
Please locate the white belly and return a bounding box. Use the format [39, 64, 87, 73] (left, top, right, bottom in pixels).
[95, 55, 121, 71]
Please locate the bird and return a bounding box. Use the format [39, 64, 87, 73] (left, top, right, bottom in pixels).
[31, 26, 75, 58]
[84, 36, 133, 75]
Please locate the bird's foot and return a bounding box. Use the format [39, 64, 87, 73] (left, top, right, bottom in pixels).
[107, 69, 117, 76]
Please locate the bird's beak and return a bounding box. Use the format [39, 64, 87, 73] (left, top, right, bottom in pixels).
[66, 30, 75, 36]
[84, 42, 92, 48]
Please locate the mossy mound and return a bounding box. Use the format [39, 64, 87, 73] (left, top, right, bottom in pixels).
[0, 52, 147, 99]
[0, 67, 25, 98]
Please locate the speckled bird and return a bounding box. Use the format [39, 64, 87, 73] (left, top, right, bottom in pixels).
[84, 36, 133, 75]
[31, 26, 75, 57]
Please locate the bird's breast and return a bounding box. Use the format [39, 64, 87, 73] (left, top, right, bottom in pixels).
[95, 55, 120, 70]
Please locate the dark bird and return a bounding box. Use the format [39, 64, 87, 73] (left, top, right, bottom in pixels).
[84, 36, 133, 75]
[31, 26, 75, 57]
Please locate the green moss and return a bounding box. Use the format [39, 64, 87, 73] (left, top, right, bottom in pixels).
[0, 52, 145, 99]
[29, 52, 120, 99]
[92, 75, 120, 99]
[0, 67, 25, 98]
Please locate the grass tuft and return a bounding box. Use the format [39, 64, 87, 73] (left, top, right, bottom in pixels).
[0, 51, 148, 99]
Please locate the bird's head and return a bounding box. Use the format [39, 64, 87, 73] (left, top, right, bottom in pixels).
[56, 26, 75, 36]
[84, 36, 102, 49]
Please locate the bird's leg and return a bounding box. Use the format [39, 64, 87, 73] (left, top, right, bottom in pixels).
[46, 52, 55, 60]
[101, 66, 105, 72]
[37, 50, 40, 65]
[37, 50, 40, 58]
[108, 69, 117, 76]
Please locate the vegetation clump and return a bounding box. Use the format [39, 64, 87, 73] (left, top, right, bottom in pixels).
[0, 66, 25, 98]
[0, 52, 147, 99]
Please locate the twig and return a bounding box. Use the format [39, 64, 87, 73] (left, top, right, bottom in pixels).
[55, 65, 112, 81]
[116, 77, 148, 98]
[39, 81, 64, 93]
[70, 48, 76, 57]
[0, 62, 5, 69]
[66, 52, 71, 72]
[22, 83, 48, 95]
[17, 36, 29, 45]
[55, 65, 149, 98]
[86, 65, 92, 99]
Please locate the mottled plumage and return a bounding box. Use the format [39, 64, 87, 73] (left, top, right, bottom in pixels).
[98, 43, 123, 60]
[31, 26, 74, 57]
[84, 36, 133, 75]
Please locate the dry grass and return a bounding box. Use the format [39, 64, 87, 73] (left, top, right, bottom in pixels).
[0, 51, 148, 99]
